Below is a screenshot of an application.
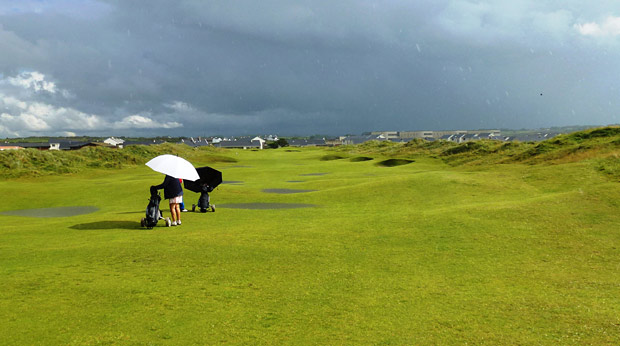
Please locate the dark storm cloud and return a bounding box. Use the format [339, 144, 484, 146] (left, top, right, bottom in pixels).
[0, 0, 619, 137]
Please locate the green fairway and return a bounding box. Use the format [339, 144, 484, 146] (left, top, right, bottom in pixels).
[1, 146, 619, 344]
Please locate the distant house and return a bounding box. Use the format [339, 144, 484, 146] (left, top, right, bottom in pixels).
[509, 133, 559, 142]
[324, 137, 342, 146]
[460, 133, 479, 143]
[341, 134, 387, 145]
[476, 133, 503, 141]
[124, 139, 167, 147]
[251, 137, 266, 149]
[398, 131, 435, 140]
[7, 142, 50, 150]
[1, 140, 106, 151]
[104, 137, 125, 147]
[439, 134, 456, 142]
[7, 142, 57, 150]
[0, 145, 22, 151]
[388, 138, 408, 143]
[55, 140, 108, 150]
[288, 139, 327, 147]
[184, 138, 210, 148]
[371, 131, 399, 140]
[214, 138, 263, 149]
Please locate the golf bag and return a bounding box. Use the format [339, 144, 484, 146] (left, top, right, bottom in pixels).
[184, 166, 221, 213]
[194, 184, 215, 213]
[141, 188, 170, 228]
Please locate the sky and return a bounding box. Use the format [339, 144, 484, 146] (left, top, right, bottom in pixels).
[1, 0, 619, 137]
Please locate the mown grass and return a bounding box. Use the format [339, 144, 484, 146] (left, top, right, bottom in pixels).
[0, 129, 619, 344]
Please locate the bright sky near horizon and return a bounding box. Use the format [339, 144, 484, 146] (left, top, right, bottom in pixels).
[1, 0, 619, 137]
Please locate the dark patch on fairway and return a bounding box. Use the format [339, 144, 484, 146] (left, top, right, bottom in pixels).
[285, 149, 301, 152]
[70, 221, 140, 230]
[320, 154, 346, 161]
[287, 180, 305, 183]
[300, 173, 328, 176]
[0, 206, 99, 218]
[376, 159, 415, 167]
[222, 181, 244, 184]
[229, 165, 252, 168]
[218, 203, 316, 209]
[262, 189, 317, 194]
[350, 156, 374, 162]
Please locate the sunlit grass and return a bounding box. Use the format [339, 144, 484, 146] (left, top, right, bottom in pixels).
[0, 136, 619, 344]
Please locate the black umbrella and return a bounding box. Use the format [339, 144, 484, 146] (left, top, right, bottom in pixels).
[183, 166, 223, 193]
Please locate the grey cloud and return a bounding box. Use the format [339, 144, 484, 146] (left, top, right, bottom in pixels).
[0, 0, 619, 137]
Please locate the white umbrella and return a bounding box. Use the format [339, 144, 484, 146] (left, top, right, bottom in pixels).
[145, 154, 200, 181]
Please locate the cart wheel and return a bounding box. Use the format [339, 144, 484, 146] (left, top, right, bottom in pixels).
[140, 218, 145, 227]
[165, 218, 171, 227]
[211, 204, 215, 212]
[192, 204, 196, 212]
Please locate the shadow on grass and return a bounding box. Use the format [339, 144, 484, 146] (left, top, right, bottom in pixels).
[350, 156, 374, 162]
[70, 221, 140, 230]
[376, 159, 415, 167]
[320, 154, 347, 161]
[0, 206, 99, 218]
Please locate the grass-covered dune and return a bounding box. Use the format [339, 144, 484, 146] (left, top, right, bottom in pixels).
[0, 128, 619, 344]
[332, 126, 620, 180]
[0, 143, 236, 178]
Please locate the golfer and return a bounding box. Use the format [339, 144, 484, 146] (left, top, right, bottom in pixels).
[151, 175, 183, 226]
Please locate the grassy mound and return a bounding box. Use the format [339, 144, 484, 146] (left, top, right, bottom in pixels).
[441, 141, 489, 155]
[0, 144, 236, 178]
[329, 126, 620, 179]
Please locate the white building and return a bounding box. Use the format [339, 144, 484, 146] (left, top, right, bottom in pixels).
[104, 137, 125, 147]
[251, 136, 266, 149]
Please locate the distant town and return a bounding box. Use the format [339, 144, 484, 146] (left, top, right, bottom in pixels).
[0, 125, 610, 151]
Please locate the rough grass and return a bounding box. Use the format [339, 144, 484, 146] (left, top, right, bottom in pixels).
[597, 154, 620, 180]
[0, 143, 236, 178]
[331, 126, 620, 179]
